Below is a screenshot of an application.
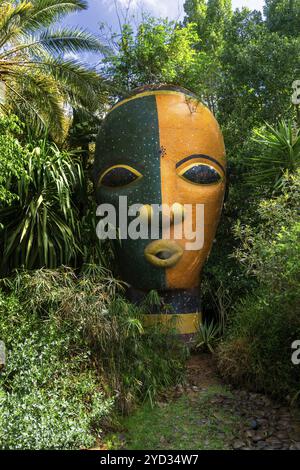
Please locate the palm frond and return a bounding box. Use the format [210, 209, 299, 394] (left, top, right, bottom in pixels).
[4, 80, 48, 133]
[39, 57, 103, 102]
[5, 69, 66, 136]
[23, 0, 88, 32]
[16, 71, 65, 134]
[0, 27, 106, 59]
[0, 1, 32, 48]
[0, 2, 106, 138]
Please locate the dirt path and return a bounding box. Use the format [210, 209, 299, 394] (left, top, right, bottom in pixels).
[186, 354, 300, 450]
[109, 354, 300, 450]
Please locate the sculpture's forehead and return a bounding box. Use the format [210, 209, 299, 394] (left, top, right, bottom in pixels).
[94, 94, 160, 178]
[94, 91, 225, 172]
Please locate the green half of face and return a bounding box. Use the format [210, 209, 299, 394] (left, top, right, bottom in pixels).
[94, 95, 166, 290]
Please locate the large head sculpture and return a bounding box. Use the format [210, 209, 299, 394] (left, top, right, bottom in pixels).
[94, 85, 226, 337]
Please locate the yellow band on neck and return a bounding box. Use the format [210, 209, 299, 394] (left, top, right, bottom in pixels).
[143, 312, 202, 335]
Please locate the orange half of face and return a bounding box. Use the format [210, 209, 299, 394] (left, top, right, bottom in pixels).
[156, 93, 226, 289]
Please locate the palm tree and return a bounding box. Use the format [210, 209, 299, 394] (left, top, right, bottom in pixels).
[0, 0, 106, 139]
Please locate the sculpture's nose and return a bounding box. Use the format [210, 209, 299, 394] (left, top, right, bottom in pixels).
[138, 204, 153, 224]
[169, 203, 185, 225]
[138, 203, 185, 226]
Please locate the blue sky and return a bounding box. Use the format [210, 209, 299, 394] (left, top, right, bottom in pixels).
[64, 0, 265, 33]
[63, 0, 265, 64]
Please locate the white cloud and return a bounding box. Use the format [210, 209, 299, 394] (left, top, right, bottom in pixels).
[232, 0, 264, 11]
[101, 0, 264, 23]
[103, 0, 184, 20]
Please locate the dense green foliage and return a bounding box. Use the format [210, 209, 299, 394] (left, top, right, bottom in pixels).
[0, 115, 27, 205]
[103, 18, 203, 99]
[0, 267, 187, 448]
[0, 114, 108, 272]
[264, 0, 300, 36]
[218, 171, 300, 400]
[0, 287, 113, 450]
[219, 8, 299, 153]
[0, 0, 300, 449]
[0, 137, 83, 272]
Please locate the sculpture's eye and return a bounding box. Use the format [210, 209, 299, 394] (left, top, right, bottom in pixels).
[99, 165, 142, 188]
[179, 163, 222, 185]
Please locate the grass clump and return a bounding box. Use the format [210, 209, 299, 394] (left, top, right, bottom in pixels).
[107, 385, 239, 450]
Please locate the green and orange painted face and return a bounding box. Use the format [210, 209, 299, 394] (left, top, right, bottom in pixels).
[94, 87, 226, 291]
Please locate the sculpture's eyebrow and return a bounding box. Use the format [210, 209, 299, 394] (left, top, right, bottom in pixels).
[176, 154, 225, 174]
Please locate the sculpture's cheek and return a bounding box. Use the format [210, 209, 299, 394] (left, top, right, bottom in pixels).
[162, 184, 225, 289]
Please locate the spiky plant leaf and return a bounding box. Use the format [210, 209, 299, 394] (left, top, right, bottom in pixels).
[247, 120, 300, 189]
[0, 139, 83, 272]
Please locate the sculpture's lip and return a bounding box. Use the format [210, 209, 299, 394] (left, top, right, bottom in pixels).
[144, 240, 183, 268]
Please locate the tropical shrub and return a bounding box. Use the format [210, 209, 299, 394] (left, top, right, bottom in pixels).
[3, 267, 188, 414]
[246, 120, 300, 189]
[195, 320, 221, 353]
[217, 278, 300, 402]
[217, 171, 300, 401]
[0, 138, 83, 273]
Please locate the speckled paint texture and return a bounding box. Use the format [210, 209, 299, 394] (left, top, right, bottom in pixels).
[94, 94, 165, 289]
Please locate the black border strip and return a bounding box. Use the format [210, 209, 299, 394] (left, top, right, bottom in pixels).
[124, 84, 198, 101]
